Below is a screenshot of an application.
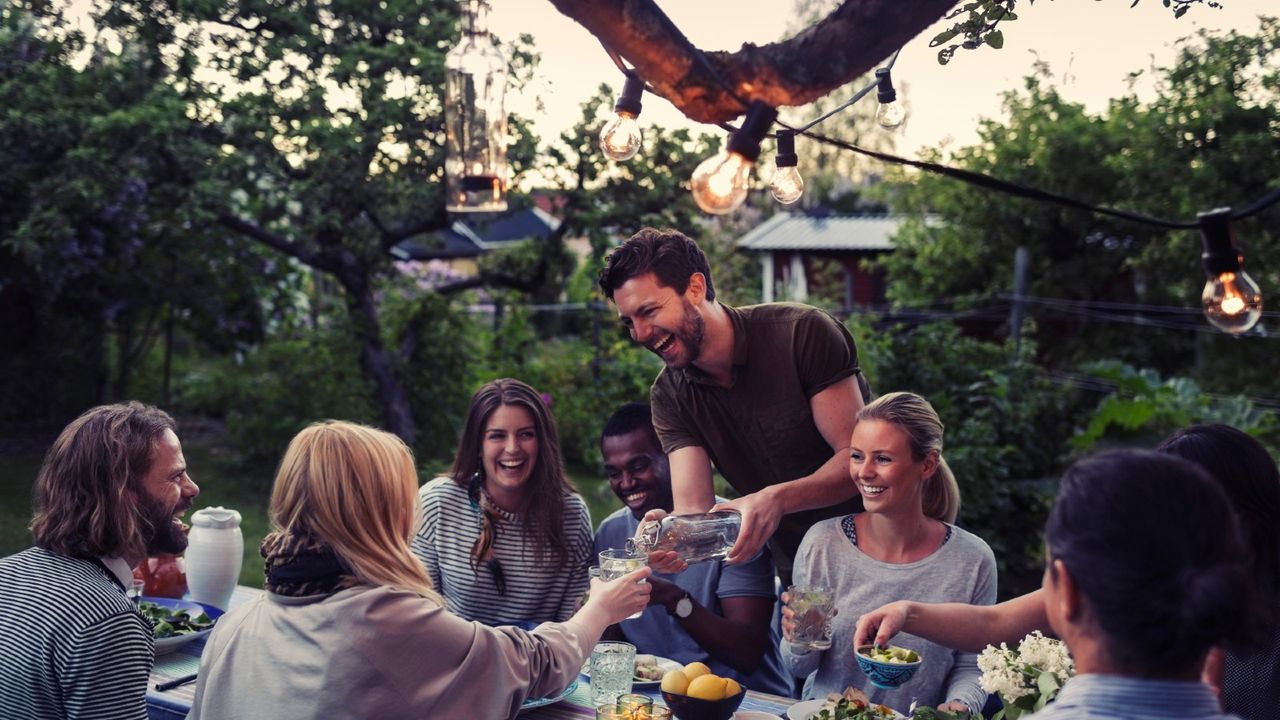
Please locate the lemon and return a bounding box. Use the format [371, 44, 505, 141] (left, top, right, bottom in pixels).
[723, 678, 742, 697]
[682, 661, 712, 681]
[660, 669, 689, 695]
[686, 674, 728, 701]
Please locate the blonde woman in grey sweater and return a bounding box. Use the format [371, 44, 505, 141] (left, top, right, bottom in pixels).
[190, 421, 650, 720]
[781, 392, 996, 715]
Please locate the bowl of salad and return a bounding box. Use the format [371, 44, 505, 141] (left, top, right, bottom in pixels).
[137, 597, 223, 655]
[854, 645, 922, 689]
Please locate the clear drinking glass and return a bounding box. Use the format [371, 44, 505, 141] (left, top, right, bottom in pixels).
[615, 694, 654, 714]
[598, 548, 648, 619]
[787, 584, 836, 651]
[590, 641, 637, 708]
[127, 579, 146, 605]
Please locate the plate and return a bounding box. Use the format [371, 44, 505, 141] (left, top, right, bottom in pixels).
[581, 655, 682, 688]
[785, 699, 905, 720]
[522, 679, 578, 710]
[139, 596, 224, 656]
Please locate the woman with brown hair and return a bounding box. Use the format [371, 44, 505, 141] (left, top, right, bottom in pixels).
[412, 378, 593, 624]
[189, 420, 649, 719]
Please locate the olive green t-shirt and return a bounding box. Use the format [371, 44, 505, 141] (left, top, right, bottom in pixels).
[649, 303, 868, 579]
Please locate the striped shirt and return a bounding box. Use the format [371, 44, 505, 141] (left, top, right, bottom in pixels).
[1032, 673, 1239, 720]
[411, 477, 592, 625]
[0, 547, 153, 720]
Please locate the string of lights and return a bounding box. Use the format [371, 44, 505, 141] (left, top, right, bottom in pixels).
[438, 2, 1276, 336]
[590, 39, 1277, 336]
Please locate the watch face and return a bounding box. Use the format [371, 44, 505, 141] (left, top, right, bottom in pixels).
[675, 595, 693, 618]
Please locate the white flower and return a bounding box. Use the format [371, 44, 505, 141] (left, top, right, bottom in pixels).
[977, 632, 1074, 710]
[1018, 631, 1076, 678]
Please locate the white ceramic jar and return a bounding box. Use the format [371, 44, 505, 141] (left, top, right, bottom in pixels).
[185, 506, 243, 610]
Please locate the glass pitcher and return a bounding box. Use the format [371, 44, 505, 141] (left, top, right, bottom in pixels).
[627, 511, 741, 564]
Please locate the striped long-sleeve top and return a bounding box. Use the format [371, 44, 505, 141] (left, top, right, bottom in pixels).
[0, 547, 154, 720]
[411, 477, 592, 625]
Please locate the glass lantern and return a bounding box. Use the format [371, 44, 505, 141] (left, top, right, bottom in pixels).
[444, 0, 508, 213]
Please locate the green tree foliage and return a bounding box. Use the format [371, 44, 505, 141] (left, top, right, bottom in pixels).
[1070, 360, 1277, 451]
[880, 20, 1280, 389]
[0, 7, 290, 425]
[79, 0, 546, 448]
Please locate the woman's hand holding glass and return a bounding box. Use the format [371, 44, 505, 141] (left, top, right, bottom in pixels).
[585, 566, 653, 625]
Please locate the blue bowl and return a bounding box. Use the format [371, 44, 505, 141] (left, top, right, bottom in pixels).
[661, 687, 745, 720]
[855, 645, 922, 689]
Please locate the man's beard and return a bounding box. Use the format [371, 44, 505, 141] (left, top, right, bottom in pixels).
[667, 298, 705, 368]
[140, 491, 190, 556]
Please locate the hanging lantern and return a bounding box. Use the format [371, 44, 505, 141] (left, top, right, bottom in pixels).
[445, 0, 508, 213]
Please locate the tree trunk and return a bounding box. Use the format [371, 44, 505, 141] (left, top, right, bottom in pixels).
[341, 270, 417, 446]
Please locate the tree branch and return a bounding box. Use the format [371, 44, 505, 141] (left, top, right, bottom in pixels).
[216, 211, 339, 274]
[547, 0, 960, 123]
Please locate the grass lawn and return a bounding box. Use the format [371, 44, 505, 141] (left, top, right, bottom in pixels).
[1, 439, 624, 589]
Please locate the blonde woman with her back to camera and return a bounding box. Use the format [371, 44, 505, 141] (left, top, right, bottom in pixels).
[189, 420, 650, 720]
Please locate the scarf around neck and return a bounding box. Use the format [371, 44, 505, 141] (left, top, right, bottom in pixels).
[260, 529, 354, 597]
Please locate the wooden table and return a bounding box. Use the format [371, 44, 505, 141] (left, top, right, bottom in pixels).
[145, 586, 799, 719]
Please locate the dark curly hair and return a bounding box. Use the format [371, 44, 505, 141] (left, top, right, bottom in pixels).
[598, 228, 716, 301]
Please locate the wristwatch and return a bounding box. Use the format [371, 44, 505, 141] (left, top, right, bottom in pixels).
[670, 592, 693, 619]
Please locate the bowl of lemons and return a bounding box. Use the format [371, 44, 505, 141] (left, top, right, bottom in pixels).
[855, 645, 922, 689]
[659, 661, 746, 720]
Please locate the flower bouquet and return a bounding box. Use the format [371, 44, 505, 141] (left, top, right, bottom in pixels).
[977, 631, 1075, 720]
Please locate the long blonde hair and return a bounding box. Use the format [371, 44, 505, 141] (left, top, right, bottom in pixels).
[271, 420, 442, 602]
[858, 392, 960, 523]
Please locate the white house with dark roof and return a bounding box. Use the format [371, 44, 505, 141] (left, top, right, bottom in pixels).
[737, 212, 906, 309]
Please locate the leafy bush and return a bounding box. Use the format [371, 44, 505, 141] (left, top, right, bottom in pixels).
[1071, 360, 1278, 452]
[176, 321, 378, 473]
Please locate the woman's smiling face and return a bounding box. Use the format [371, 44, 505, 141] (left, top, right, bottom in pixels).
[482, 403, 539, 502]
[848, 418, 935, 515]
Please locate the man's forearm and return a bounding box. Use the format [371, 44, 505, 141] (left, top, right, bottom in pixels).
[770, 448, 857, 515]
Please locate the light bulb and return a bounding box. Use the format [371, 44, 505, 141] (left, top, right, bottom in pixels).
[876, 100, 906, 130]
[1202, 270, 1263, 335]
[770, 166, 804, 204]
[691, 151, 752, 215]
[599, 112, 643, 161]
[769, 129, 803, 204]
[874, 67, 906, 130]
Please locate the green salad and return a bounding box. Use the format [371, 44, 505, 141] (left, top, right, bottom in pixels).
[861, 645, 920, 664]
[813, 698, 897, 720]
[137, 600, 215, 639]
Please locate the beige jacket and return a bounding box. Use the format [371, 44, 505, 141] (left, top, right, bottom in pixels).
[189, 585, 591, 720]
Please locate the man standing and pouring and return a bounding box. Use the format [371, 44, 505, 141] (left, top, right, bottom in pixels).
[599, 228, 871, 584]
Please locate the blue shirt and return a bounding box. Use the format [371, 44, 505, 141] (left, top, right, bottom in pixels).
[1033, 673, 1239, 720]
[594, 505, 791, 696]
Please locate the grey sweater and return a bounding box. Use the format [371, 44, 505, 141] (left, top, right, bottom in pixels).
[781, 515, 997, 714]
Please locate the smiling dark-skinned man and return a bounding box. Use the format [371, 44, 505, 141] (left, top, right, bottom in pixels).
[593, 403, 791, 695]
